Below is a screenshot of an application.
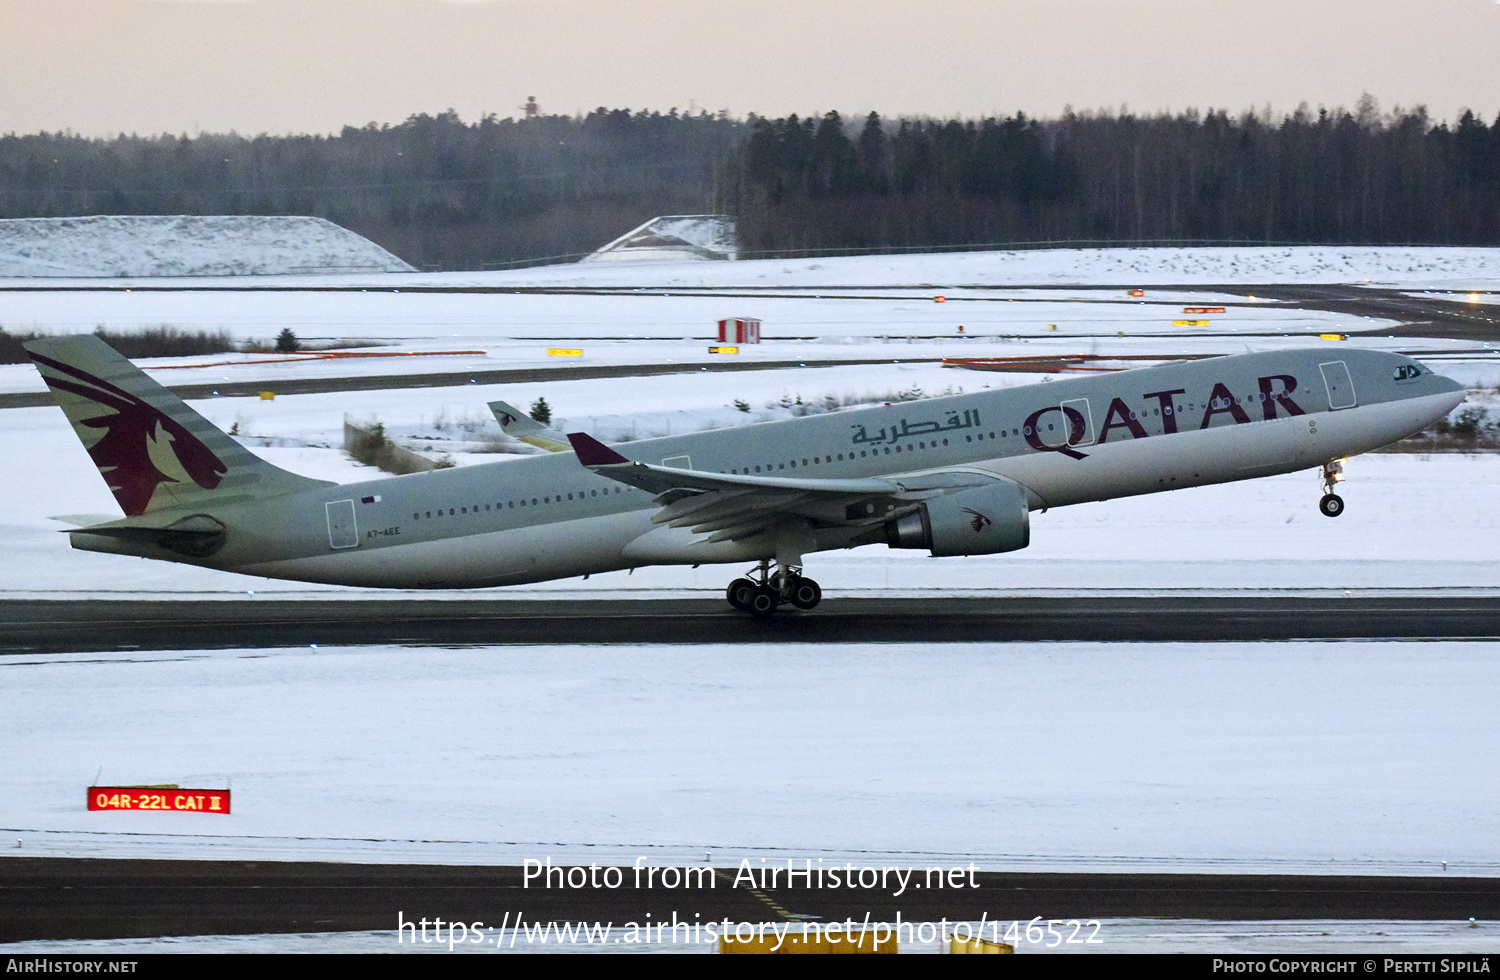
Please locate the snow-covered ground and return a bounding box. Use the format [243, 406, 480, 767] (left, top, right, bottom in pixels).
[5, 919, 1496, 954]
[0, 215, 414, 278]
[0, 284, 1364, 357]
[3, 639, 1497, 873]
[4, 244, 1499, 290]
[3, 247, 1500, 949]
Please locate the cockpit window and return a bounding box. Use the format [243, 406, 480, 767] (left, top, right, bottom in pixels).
[1393, 364, 1423, 382]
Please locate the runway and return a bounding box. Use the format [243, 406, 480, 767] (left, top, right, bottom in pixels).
[4, 595, 1500, 655]
[3, 858, 1497, 942]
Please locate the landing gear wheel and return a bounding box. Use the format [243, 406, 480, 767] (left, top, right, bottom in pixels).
[1319, 493, 1345, 518]
[788, 577, 822, 610]
[726, 578, 756, 610]
[748, 586, 780, 619]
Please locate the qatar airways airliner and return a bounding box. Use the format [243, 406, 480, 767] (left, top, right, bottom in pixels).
[27, 335, 1463, 616]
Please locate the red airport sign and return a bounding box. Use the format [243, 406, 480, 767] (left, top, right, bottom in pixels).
[88, 787, 230, 814]
[1183, 307, 1227, 314]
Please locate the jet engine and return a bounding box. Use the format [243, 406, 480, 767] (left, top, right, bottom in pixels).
[884, 480, 1030, 557]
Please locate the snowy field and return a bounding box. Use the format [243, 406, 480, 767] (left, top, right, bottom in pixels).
[0, 248, 1497, 598]
[0, 284, 1384, 375]
[3, 639, 1498, 875]
[3, 247, 1500, 952]
[4, 243, 1499, 290]
[5, 919, 1496, 954]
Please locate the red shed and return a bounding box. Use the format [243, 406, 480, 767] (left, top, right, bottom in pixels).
[717, 317, 761, 344]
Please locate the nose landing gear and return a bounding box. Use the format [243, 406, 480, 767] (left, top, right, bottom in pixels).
[1319, 459, 1345, 518]
[725, 559, 822, 617]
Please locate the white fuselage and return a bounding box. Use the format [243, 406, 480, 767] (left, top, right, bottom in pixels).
[74, 347, 1465, 589]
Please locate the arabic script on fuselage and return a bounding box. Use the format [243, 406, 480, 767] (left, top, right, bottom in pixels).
[851, 409, 980, 445]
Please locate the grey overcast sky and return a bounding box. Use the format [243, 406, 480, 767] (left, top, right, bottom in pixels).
[4, 0, 1499, 136]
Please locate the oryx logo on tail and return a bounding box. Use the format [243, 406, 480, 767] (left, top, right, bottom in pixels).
[30, 353, 226, 516]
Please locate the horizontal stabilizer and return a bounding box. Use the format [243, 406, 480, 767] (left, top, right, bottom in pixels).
[48, 513, 121, 528]
[69, 513, 227, 558]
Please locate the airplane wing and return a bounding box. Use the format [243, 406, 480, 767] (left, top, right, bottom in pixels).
[567, 432, 997, 543]
[488, 400, 571, 453]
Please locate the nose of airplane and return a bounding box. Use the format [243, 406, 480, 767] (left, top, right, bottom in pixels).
[1432, 371, 1466, 396]
[1431, 371, 1467, 414]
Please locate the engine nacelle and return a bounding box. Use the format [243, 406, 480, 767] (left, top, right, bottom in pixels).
[885, 480, 1030, 557]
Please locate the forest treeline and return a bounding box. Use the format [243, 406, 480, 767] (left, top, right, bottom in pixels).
[2, 100, 1499, 269]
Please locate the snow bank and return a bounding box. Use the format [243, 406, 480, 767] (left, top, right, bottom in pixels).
[0, 215, 415, 278]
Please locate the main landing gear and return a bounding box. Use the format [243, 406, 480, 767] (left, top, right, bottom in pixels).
[1318, 459, 1346, 518]
[726, 559, 822, 618]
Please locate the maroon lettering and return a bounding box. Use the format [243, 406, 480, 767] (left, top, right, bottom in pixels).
[1257, 374, 1306, 420]
[1144, 389, 1186, 434]
[1199, 382, 1251, 428]
[1023, 406, 1089, 460]
[1096, 397, 1149, 443]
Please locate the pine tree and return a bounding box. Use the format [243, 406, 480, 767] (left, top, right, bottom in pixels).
[275, 328, 300, 353]
[530, 397, 551, 425]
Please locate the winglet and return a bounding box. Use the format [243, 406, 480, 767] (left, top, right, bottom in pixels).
[567, 432, 631, 466]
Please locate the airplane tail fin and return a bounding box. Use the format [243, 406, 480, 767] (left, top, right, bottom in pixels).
[26, 335, 333, 517]
[488, 399, 571, 453]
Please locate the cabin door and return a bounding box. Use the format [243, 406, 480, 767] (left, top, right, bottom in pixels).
[1319, 361, 1358, 410]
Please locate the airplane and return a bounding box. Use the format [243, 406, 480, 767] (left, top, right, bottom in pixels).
[25, 335, 1464, 617]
